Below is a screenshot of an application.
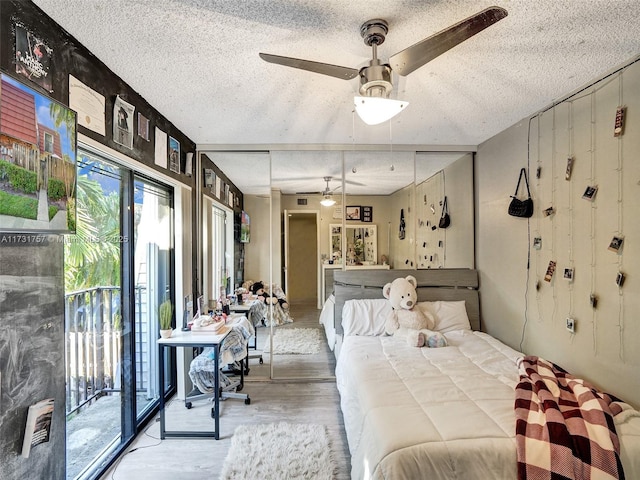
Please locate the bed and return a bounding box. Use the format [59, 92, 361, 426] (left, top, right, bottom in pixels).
[333, 269, 640, 480]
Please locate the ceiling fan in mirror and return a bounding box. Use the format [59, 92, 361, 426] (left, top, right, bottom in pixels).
[260, 6, 507, 125]
[295, 177, 341, 206]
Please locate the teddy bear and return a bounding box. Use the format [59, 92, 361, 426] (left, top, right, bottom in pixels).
[382, 275, 447, 348]
[251, 281, 289, 310]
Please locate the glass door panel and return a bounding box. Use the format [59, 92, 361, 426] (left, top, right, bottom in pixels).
[64, 152, 123, 479]
[132, 176, 173, 418]
[64, 149, 175, 480]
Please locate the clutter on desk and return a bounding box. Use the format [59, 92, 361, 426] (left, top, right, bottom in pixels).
[190, 313, 227, 334]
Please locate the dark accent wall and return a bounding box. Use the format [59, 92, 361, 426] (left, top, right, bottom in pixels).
[0, 1, 197, 182]
[198, 154, 244, 297]
[0, 236, 66, 479]
[0, 1, 196, 478]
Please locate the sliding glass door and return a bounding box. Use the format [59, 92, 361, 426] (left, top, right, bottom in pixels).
[64, 147, 174, 480]
[202, 201, 234, 311]
[64, 151, 124, 479]
[132, 176, 173, 416]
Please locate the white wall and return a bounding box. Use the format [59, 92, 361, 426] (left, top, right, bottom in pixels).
[476, 58, 640, 407]
[415, 153, 475, 268]
[243, 194, 271, 284]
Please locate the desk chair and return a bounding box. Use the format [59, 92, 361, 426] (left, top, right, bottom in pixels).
[244, 329, 263, 374]
[185, 367, 250, 417]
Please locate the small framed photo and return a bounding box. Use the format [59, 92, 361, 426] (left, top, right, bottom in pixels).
[533, 237, 542, 250]
[544, 260, 557, 282]
[543, 206, 555, 217]
[137, 112, 150, 141]
[614, 106, 625, 137]
[361, 206, 373, 223]
[114, 95, 135, 150]
[582, 185, 598, 201]
[346, 206, 361, 221]
[565, 157, 574, 180]
[615, 272, 626, 287]
[563, 268, 574, 281]
[168, 136, 180, 174]
[608, 235, 624, 253]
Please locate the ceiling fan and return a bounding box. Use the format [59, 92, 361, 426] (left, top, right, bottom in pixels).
[296, 177, 342, 206]
[296, 176, 341, 196]
[259, 6, 507, 124]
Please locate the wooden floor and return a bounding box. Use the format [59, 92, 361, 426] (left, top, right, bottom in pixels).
[101, 301, 351, 479]
[248, 299, 336, 379]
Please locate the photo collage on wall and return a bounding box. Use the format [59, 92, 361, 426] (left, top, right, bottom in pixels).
[11, 21, 189, 178]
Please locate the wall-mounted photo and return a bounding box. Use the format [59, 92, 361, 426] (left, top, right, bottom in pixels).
[240, 210, 250, 243]
[15, 23, 53, 93]
[346, 206, 361, 220]
[137, 112, 150, 141]
[0, 73, 77, 233]
[168, 136, 180, 174]
[113, 95, 134, 150]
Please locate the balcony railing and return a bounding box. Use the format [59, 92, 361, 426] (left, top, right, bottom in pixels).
[64, 285, 151, 416]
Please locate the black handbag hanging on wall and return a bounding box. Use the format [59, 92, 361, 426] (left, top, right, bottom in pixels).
[508, 168, 534, 218]
[439, 196, 451, 228]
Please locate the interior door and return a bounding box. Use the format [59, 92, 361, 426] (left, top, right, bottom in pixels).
[283, 208, 289, 296]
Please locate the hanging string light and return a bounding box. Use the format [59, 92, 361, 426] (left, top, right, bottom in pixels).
[616, 73, 625, 361]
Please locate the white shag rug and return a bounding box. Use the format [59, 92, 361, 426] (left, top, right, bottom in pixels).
[263, 328, 321, 354]
[220, 422, 334, 480]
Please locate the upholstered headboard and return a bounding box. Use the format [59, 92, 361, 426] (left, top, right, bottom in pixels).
[333, 269, 480, 334]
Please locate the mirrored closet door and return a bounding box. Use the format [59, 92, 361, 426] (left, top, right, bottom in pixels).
[199, 152, 272, 380]
[272, 151, 342, 379]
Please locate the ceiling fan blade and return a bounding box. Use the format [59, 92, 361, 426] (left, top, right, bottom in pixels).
[259, 53, 359, 80]
[295, 191, 323, 195]
[344, 179, 366, 186]
[389, 6, 508, 77]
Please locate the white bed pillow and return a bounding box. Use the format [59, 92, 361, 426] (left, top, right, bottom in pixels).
[342, 299, 393, 336]
[417, 300, 471, 333]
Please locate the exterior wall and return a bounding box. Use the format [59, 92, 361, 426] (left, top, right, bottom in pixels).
[476, 58, 640, 407]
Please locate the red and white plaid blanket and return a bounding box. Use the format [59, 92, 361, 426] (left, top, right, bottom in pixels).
[515, 355, 624, 480]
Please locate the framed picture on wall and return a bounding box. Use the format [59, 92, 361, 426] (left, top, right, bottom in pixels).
[361, 206, 372, 222]
[113, 95, 135, 150]
[0, 73, 77, 233]
[346, 206, 361, 221]
[137, 112, 150, 141]
[168, 136, 180, 173]
[15, 23, 53, 93]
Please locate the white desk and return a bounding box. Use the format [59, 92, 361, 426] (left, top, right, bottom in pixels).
[229, 298, 258, 313]
[157, 328, 231, 440]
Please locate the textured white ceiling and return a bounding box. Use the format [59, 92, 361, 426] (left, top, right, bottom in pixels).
[32, 0, 640, 193]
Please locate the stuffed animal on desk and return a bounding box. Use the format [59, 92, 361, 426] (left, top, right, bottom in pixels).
[383, 275, 447, 348]
[250, 281, 289, 310]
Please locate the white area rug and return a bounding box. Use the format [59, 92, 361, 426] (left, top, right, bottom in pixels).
[220, 422, 334, 480]
[263, 328, 321, 354]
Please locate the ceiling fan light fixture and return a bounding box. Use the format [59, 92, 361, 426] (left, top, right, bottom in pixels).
[320, 195, 336, 207]
[354, 96, 409, 125]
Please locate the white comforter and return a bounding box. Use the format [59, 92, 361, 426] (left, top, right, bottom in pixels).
[319, 294, 336, 351]
[335, 330, 640, 480]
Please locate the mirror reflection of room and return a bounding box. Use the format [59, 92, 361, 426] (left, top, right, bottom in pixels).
[330, 225, 377, 265]
[195, 149, 475, 381]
